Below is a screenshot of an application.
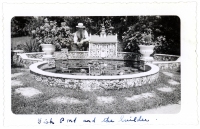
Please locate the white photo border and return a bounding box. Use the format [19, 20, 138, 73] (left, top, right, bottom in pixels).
[2, 1, 198, 127]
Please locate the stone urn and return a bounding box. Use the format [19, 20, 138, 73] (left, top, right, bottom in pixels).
[138, 45, 155, 61]
[41, 44, 55, 58]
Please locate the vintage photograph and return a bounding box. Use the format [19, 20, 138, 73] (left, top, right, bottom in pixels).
[11, 16, 181, 114]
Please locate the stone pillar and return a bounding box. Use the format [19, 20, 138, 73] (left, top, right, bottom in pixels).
[60, 48, 69, 59]
[11, 50, 24, 67]
[42, 57, 55, 68]
[54, 49, 69, 71]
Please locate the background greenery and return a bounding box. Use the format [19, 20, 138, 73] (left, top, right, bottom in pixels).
[11, 16, 180, 55]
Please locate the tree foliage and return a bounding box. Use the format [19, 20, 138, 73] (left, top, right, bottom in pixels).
[11, 17, 35, 37]
[11, 16, 180, 55]
[122, 16, 180, 55]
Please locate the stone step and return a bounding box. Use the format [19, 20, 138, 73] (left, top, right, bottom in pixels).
[96, 96, 115, 105]
[124, 92, 157, 102]
[167, 79, 181, 86]
[11, 72, 24, 79]
[160, 71, 181, 82]
[46, 96, 88, 105]
[11, 80, 23, 87]
[15, 87, 43, 98]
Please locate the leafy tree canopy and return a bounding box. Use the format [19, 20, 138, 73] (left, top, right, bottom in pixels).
[11, 16, 180, 55]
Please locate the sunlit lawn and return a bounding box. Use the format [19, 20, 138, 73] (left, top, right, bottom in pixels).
[11, 68, 181, 114]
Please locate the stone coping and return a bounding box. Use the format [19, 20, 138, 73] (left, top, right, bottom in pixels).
[90, 41, 117, 43]
[153, 54, 180, 63]
[153, 61, 180, 64]
[68, 51, 138, 54]
[18, 52, 180, 69]
[29, 61, 159, 80]
[118, 52, 139, 54]
[57, 58, 136, 61]
[19, 52, 178, 58]
[12, 50, 24, 53]
[25, 52, 45, 55]
[18, 53, 42, 61]
[15, 51, 179, 57]
[154, 54, 180, 57]
[67, 51, 88, 53]
[18, 52, 138, 61]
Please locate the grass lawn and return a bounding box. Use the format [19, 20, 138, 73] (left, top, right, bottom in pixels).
[11, 36, 31, 50]
[11, 68, 181, 114]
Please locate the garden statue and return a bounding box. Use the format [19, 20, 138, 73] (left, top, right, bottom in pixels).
[73, 23, 90, 51]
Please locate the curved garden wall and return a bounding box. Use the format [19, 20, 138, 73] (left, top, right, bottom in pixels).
[30, 61, 159, 91]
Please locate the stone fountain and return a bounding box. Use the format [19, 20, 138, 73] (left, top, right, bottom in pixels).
[19, 26, 179, 91]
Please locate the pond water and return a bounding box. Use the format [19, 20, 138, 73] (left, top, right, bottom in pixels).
[43, 59, 150, 76]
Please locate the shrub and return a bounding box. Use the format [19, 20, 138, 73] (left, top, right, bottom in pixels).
[122, 16, 166, 53]
[21, 39, 40, 52]
[31, 18, 74, 51]
[122, 16, 180, 55]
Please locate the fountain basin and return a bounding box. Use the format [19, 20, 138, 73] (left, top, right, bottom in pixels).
[29, 61, 159, 91]
[14, 51, 180, 91]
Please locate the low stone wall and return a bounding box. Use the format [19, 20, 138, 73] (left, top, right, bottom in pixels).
[16, 51, 138, 61]
[154, 54, 179, 61]
[153, 54, 180, 71]
[15, 51, 180, 72]
[17, 53, 42, 68]
[30, 61, 159, 91]
[26, 52, 45, 59]
[54, 51, 137, 60]
[153, 62, 180, 71]
[19, 59, 42, 68]
[54, 51, 90, 59]
[11, 50, 24, 66]
[15, 51, 138, 68]
[117, 52, 140, 60]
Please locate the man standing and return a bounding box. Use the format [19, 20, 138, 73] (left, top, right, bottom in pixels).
[74, 23, 89, 51]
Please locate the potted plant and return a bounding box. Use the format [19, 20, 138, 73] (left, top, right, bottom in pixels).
[32, 18, 57, 58]
[32, 18, 74, 58]
[122, 16, 165, 61]
[138, 28, 155, 61]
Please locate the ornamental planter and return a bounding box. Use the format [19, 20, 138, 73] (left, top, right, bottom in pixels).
[41, 44, 55, 58]
[138, 45, 155, 61]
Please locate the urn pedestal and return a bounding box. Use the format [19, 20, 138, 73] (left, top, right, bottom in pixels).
[41, 44, 55, 58]
[139, 45, 155, 61]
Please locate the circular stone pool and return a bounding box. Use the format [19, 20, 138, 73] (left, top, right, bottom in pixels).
[29, 59, 160, 91]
